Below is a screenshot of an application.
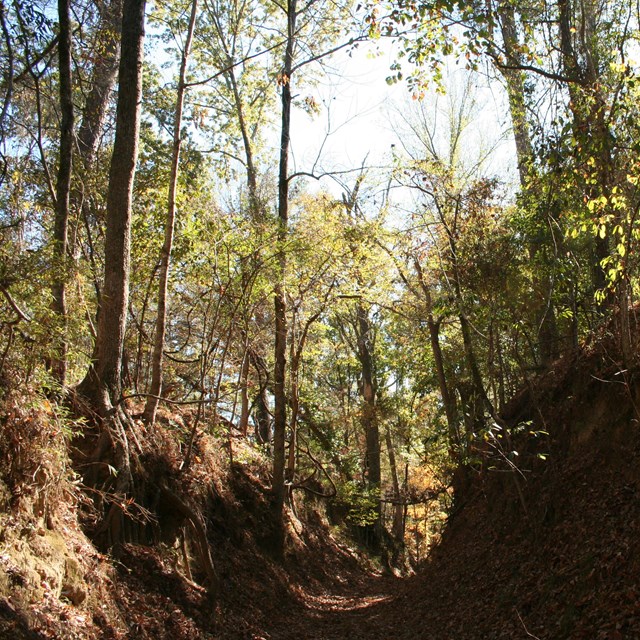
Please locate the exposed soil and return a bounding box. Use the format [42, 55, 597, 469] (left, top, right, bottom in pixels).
[1, 331, 640, 639]
[224, 332, 640, 640]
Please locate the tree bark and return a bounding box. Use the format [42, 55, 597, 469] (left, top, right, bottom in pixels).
[413, 257, 458, 447]
[79, 0, 146, 410]
[384, 424, 404, 545]
[495, 1, 559, 365]
[51, 0, 73, 386]
[238, 346, 250, 435]
[355, 301, 381, 550]
[144, 0, 198, 425]
[496, 1, 532, 186]
[557, 0, 611, 298]
[271, 0, 296, 543]
[286, 306, 324, 488]
[356, 302, 380, 490]
[70, 0, 122, 290]
[77, 0, 123, 167]
[286, 319, 299, 488]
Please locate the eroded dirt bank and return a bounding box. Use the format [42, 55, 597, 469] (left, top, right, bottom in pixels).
[2, 335, 640, 639]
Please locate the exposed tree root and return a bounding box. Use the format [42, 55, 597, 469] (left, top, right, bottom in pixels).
[71, 384, 219, 604]
[158, 485, 219, 601]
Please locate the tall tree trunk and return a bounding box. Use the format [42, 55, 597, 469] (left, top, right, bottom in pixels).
[0, 2, 14, 149]
[495, 1, 559, 365]
[384, 424, 404, 546]
[413, 257, 458, 447]
[356, 301, 381, 550]
[458, 309, 495, 426]
[286, 306, 324, 489]
[341, 175, 382, 548]
[76, 0, 146, 554]
[271, 0, 296, 545]
[255, 385, 271, 444]
[286, 319, 299, 488]
[557, 0, 610, 299]
[228, 66, 260, 216]
[79, 0, 146, 411]
[443, 204, 496, 429]
[51, 0, 73, 385]
[72, 0, 122, 268]
[77, 0, 123, 167]
[211, 7, 267, 436]
[232, 67, 265, 438]
[248, 348, 271, 443]
[496, 1, 532, 186]
[238, 345, 250, 435]
[144, 0, 198, 426]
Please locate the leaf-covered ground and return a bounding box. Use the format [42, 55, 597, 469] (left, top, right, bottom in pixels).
[2, 333, 640, 639]
[239, 336, 640, 640]
[255, 443, 640, 640]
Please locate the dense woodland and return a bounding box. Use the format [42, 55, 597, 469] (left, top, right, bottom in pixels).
[0, 0, 639, 637]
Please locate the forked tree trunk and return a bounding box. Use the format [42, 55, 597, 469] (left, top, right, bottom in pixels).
[413, 257, 459, 447]
[72, 0, 122, 276]
[77, 0, 123, 167]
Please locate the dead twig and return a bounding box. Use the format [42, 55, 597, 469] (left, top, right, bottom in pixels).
[515, 609, 541, 639]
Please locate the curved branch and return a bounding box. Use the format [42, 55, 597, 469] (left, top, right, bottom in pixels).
[0, 284, 31, 322]
[292, 443, 337, 498]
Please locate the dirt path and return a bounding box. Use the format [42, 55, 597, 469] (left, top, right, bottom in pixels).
[259, 573, 413, 640]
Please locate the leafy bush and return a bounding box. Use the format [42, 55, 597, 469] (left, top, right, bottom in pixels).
[336, 480, 380, 527]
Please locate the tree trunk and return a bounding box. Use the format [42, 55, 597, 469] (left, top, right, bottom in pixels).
[385, 425, 404, 546]
[286, 325, 299, 488]
[72, 0, 122, 268]
[286, 307, 324, 491]
[79, 0, 145, 410]
[216, 12, 265, 441]
[77, 0, 123, 167]
[413, 257, 458, 447]
[459, 309, 495, 427]
[76, 0, 145, 554]
[271, 0, 297, 547]
[445, 212, 496, 429]
[51, 0, 73, 386]
[255, 385, 271, 444]
[238, 346, 250, 435]
[496, 1, 532, 186]
[144, 0, 198, 426]
[356, 301, 381, 550]
[557, 0, 611, 300]
[495, 2, 559, 365]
